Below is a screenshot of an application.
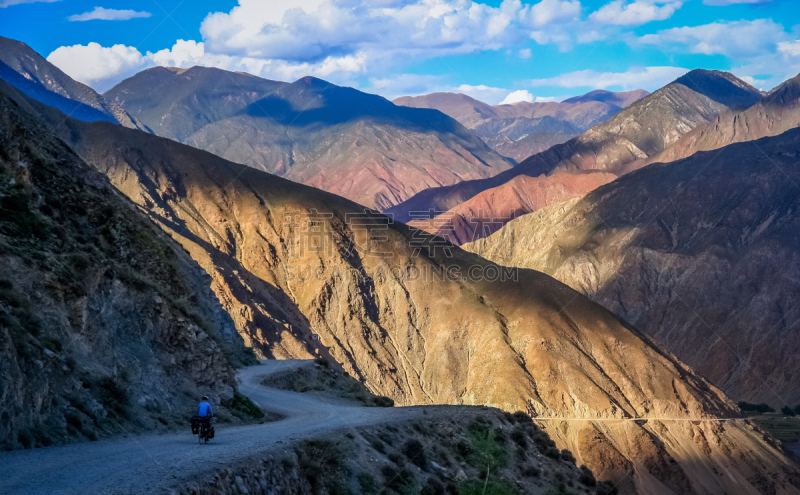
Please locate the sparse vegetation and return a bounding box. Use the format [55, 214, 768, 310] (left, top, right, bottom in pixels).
[227, 392, 265, 420]
[739, 401, 775, 413]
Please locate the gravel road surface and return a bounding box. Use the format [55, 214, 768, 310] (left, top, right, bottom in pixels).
[0, 360, 431, 494]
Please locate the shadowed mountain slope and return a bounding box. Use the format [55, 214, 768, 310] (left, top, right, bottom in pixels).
[465, 128, 800, 409]
[394, 89, 648, 163]
[103, 67, 510, 210]
[0, 36, 145, 130]
[6, 80, 799, 495]
[634, 73, 800, 169]
[0, 81, 252, 451]
[387, 70, 763, 223]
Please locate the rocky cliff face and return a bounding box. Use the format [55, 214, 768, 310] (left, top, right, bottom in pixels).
[387, 70, 763, 223]
[102, 67, 510, 210]
[0, 81, 252, 451]
[0, 36, 145, 131]
[11, 83, 798, 493]
[465, 129, 800, 412]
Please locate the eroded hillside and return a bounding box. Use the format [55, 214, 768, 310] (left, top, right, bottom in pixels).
[0, 83, 253, 451]
[9, 81, 799, 493]
[465, 129, 800, 410]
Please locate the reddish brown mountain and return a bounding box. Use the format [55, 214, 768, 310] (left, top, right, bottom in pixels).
[408, 171, 615, 245]
[103, 67, 510, 210]
[387, 70, 763, 227]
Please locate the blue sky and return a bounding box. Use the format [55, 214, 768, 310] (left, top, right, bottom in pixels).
[1, 0, 798, 104]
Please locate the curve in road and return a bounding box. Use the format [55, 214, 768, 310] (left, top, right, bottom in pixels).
[0, 360, 430, 495]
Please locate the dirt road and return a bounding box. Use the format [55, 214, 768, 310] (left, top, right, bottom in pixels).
[0, 360, 430, 494]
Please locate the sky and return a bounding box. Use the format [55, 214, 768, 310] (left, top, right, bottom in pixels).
[1, 0, 798, 104]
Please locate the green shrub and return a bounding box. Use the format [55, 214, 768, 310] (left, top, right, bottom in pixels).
[466, 420, 508, 471]
[421, 478, 446, 495]
[578, 465, 596, 487]
[738, 401, 774, 413]
[560, 449, 576, 464]
[94, 377, 129, 419]
[357, 472, 376, 494]
[401, 439, 428, 468]
[296, 439, 347, 493]
[596, 481, 619, 495]
[510, 427, 527, 448]
[372, 396, 394, 407]
[521, 465, 540, 478]
[370, 438, 386, 454]
[381, 465, 416, 495]
[781, 406, 796, 417]
[228, 392, 264, 420]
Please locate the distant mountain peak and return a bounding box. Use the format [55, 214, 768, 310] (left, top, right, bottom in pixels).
[672, 69, 763, 108]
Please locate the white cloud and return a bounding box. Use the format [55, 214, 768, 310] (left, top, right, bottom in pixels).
[778, 40, 800, 57]
[47, 0, 588, 92]
[47, 43, 149, 91]
[499, 89, 535, 104]
[529, 0, 581, 27]
[703, 0, 771, 5]
[67, 7, 151, 21]
[518, 48, 532, 59]
[530, 66, 688, 90]
[46, 40, 368, 92]
[589, 0, 683, 26]
[198, 0, 582, 63]
[0, 0, 58, 7]
[731, 39, 800, 91]
[638, 19, 787, 58]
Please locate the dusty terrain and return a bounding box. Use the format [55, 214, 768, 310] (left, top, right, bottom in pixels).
[3, 74, 799, 494]
[465, 128, 800, 409]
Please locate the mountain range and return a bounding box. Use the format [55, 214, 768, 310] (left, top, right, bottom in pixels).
[3, 34, 800, 495]
[3, 64, 800, 493]
[102, 66, 510, 210]
[465, 73, 800, 409]
[388, 70, 765, 244]
[394, 89, 648, 163]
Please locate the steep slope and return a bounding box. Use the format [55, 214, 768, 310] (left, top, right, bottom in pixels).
[388, 70, 763, 223]
[394, 89, 648, 163]
[465, 129, 800, 410]
[0, 36, 144, 130]
[103, 67, 510, 210]
[407, 171, 616, 245]
[634, 72, 800, 168]
[10, 83, 800, 495]
[0, 81, 252, 451]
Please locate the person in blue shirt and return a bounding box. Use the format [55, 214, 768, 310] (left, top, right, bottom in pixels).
[198, 396, 213, 417]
